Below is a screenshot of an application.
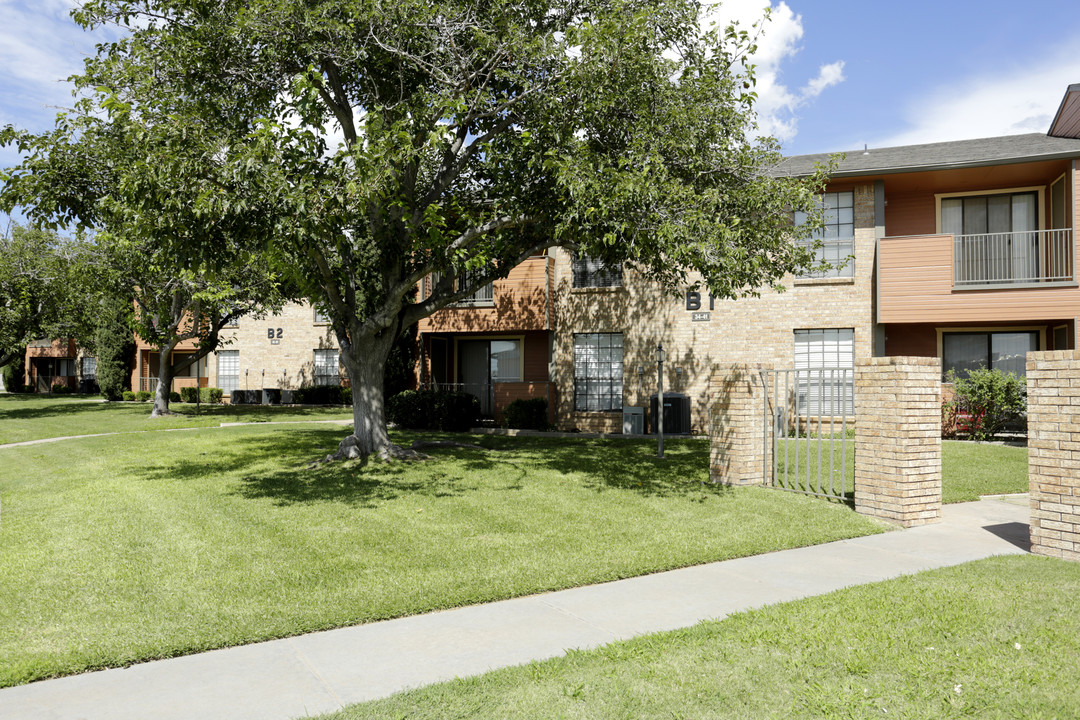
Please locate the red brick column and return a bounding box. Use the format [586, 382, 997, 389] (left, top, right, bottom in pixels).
[709, 364, 770, 486]
[854, 356, 941, 527]
[1028, 350, 1080, 560]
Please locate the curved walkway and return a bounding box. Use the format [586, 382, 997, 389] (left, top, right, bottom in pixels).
[0, 497, 1029, 720]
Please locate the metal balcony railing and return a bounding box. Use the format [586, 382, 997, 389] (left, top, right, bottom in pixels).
[953, 228, 1074, 286]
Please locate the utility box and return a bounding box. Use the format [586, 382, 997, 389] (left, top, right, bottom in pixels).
[261, 388, 281, 405]
[649, 393, 691, 435]
[622, 406, 644, 434]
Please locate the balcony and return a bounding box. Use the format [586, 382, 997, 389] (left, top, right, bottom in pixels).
[953, 228, 1073, 287]
[878, 229, 1080, 325]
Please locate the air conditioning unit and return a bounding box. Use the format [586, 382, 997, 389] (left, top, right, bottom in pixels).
[623, 406, 644, 434]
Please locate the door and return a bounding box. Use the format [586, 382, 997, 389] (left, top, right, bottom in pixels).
[458, 340, 493, 416]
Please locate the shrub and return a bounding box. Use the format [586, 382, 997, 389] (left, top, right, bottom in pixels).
[2, 359, 26, 393]
[947, 368, 1026, 441]
[202, 387, 224, 404]
[294, 385, 345, 405]
[136, 390, 152, 402]
[93, 294, 135, 401]
[122, 390, 135, 401]
[386, 389, 480, 431]
[502, 397, 549, 430]
[342, 387, 352, 406]
[180, 387, 198, 403]
[169, 391, 181, 403]
[51, 383, 72, 395]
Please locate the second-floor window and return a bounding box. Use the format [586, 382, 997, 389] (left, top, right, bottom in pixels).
[795, 191, 855, 279]
[572, 254, 622, 288]
[314, 349, 340, 386]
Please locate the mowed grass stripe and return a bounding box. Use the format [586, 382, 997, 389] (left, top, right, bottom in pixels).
[0, 427, 887, 687]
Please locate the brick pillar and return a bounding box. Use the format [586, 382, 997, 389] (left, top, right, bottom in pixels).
[709, 364, 769, 485]
[1028, 350, 1080, 561]
[854, 356, 941, 527]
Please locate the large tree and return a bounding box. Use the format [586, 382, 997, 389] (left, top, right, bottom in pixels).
[0, 224, 99, 369]
[3, 0, 830, 457]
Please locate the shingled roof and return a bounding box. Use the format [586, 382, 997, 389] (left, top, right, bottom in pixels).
[772, 133, 1080, 178]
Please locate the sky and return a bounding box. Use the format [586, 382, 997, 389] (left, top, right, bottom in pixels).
[3, 0, 1080, 229]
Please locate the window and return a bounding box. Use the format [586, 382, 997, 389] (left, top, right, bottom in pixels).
[942, 331, 1037, 379]
[81, 357, 97, 379]
[943, 191, 1038, 284]
[455, 268, 495, 305]
[58, 359, 76, 377]
[794, 191, 854, 278]
[572, 254, 622, 288]
[573, 333, 623, 411]
[314, 349, 340, 386]
[217, 351, 239, 393]
[313, 307, 329, 324]
[794, 328, 854, 415]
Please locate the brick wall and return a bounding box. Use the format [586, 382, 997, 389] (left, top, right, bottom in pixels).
[709, 364, 770, 485]
[552, 183, 876, 433]
[1027, 350, 1080, 561]
[853, 356, 941, 527]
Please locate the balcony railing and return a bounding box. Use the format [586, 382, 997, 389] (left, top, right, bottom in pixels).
[954, 228, 1073, 287]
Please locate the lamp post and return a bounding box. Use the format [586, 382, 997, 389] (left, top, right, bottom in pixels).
[657, 342, 665, 459]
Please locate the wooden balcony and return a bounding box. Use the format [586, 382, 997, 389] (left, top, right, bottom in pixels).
[878, 230, 1080, 324]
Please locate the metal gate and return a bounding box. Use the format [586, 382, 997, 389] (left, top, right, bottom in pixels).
[761, 369, 854, 501]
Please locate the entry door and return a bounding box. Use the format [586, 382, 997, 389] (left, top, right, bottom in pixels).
[458, 340, 493, 416]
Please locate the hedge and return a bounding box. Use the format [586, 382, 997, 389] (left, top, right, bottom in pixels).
[502, 397, 549, 430]
[386, 389, 480, 431]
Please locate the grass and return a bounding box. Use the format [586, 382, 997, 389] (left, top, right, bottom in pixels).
[773, 436, 1029, 504]
[0, 426, 888, 688]
[942, 439, 1029, 503]
[0, 393, 352, 444]
[315, 555, 1080, 720]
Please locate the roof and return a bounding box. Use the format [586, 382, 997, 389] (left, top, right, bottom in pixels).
[772, 133, 1080, 179]
[1049, 83, 1080, 138]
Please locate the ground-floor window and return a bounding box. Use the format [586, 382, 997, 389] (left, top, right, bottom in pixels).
[794, 328, 854, 415]
[314, 349, 340, 386]
[80, 357, 96, 379]
[574, 333, 623, 411]
[217, 351, 239, 393]
[942, 331, 1037, 379]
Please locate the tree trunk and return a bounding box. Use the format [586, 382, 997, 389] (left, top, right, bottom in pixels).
[150, 344, 176, 417]
[335, 327, 422, 461]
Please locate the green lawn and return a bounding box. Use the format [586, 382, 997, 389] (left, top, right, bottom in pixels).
[942, 439, 1029, 503]
[317, 555, 1080, 720]
[0, 425, 888, 688]
[0, 393, 352, 444]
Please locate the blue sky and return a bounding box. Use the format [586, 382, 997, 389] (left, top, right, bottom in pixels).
[3, 0, 1080, 228]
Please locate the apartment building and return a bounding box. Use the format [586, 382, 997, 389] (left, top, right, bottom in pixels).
[23, 338, 97, 393]
[416, 253, 556, 423]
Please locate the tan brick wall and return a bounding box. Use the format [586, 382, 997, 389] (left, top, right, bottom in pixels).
[553, 183, 876, 433]
[709, 364, 770, 485]
[1027, 350, 1080, 561]
[854, 356, 942, 527]
[208, 302, 340, 393]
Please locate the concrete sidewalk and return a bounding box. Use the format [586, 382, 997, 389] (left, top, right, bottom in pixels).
[0, 498, 1030, 720]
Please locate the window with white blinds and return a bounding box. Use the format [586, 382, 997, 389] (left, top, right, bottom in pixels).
[794, 328, 854, 415]
[217, 351, 239, 393]
[314, 349, 340, 386]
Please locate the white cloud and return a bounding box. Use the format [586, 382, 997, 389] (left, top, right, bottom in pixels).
[700, 1, 845, 143]
[876, 40, 1080, 148]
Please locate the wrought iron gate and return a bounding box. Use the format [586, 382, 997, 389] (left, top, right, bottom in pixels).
[761, 369, 854, 501]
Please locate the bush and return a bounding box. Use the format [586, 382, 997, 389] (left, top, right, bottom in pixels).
[2, 359, 26, 393]
[122, 390, 135, 401]
[93, 293, 135, 401]
[136, 390, 152, 402]
[946, 368, 1026, 441]
[502, 397, 549, 430]
[294, 385, 346, 405]
[386, 389, 480, 431]
[169, 391, 181, 403]
[51, 383, 72, 395]
[201, 387, 224, 404]
[180, 387, 198, 403]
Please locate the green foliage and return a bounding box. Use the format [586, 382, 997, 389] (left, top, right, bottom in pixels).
[135, 390, 152, 402]
[179, 387, 197, 404]
[946, 368, 1027, 441]
[201, 387, 224, 404]
[92, 293, 135, 401]
[169, 391, 181, 403]
[387, 389, 480, 431]
[502, 398, 549, 430]
[122, 390, 135, 401]
[2, 357, 26, 393]
[51, 383, 72, 395]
